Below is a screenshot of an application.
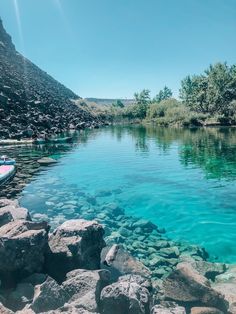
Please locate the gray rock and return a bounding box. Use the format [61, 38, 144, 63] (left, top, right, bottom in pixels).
[0, 205, 31, 221]
[100, 274, 150, 314]
[41, 305, 98, 313]
[29, 277, 69, 313]
[46, 219, 105, 282]
[7, 283, 34, 311]
[163, 263, 228, 312]
[101, 246, 151, 281]
[62, 269, 110, 312]
[0, 199, 19, 208]
[152, 304, 186, 314]
[0, 220, 49, 275]
[0, 210, 13, 227]
[21, 273, 47, 286]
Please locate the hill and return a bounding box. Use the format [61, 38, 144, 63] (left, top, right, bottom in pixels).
[0, 18, 103, 139]
[85, 98, 134, 106]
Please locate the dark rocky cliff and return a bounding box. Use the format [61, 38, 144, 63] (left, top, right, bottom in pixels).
[0, 18, 102, 139]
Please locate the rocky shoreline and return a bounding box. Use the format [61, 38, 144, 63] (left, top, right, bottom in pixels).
[0, 199, 236, 313]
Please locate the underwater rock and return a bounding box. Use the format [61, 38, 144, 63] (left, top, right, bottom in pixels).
[100, 274, 150, 314]
[101, 245, 151, 281]
[45, 219, 105, 282]
[163, 263, 228, 312]
[37, 157, 57, 165]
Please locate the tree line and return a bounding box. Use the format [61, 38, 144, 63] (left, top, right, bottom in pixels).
[112, 62, 236, 126]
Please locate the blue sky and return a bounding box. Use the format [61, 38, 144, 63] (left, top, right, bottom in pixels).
[0, 0, 236, 99]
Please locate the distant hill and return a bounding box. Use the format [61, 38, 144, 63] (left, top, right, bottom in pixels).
[85, 98, 134, 106]
[0, 18, 103, 139]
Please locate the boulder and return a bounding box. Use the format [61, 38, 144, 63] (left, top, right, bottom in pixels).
[0, 220, 49, 277]
[7, 282, 34, 311]
[212, 282, 236, 314]
[100, 274, 150, 314]
[163, 263, 228, 312]
[187, 260, 226, 281]
[0, 199, 19, 208]
[45, 219, 105, 282]
[0, 205, 31, 222]
[28, 277, 69, 313]
[41, 305, 98, 313]
[0, 303, 14, 314]
[190, 307, 224, 314]
[101, 245, 151, 281]
[151, 304, 186, 313]
[0, 210, 13, 227]
[62, 269, 110, 312]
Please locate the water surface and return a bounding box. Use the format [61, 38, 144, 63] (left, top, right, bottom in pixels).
[20, 125, 236, 262]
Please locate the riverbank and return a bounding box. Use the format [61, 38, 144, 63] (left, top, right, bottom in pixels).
[0, 198, 235, 313]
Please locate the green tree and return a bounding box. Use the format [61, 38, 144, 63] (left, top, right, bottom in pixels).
[154, 86, 173, 103]
[113, 99, 124, 108]
[134, 89, 151, 105]
[180, 62, 236, 116]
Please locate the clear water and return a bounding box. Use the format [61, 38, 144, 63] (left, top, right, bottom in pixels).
[20, 125, 236, 263]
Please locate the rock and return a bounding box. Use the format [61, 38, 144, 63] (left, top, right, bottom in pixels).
[215, 265, 236, 284]
[21, 273, 47, 286]
[190, 307, 224, 314]
[0, 303, 14, 314]
[101, 246, 151, 281]
[46, 219, 105, 282]
[212, 282, 236, 313]
[0, 199, 19, 208]
[0, 210, 13, 227]
[151, 304, 186, 313]
[163, 263, 228, 312]
[29, 277, 69, 313]
[0, 220, 49, 277]
[100, 274, 150, 314]
[0, 205, 31, 221]
[189, 260, 226, 281]
[7, 282, 34, 311]
[62, 269, 110, 312]
[41, 305, 98, 313]
[132, 219, 157, 233]
[37, 157, 57, 165]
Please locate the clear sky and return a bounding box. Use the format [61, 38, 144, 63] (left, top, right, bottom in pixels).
[0, 0, 236, 99]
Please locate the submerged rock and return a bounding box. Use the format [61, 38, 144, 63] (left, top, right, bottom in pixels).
[163, 263, 228, 312]
[37, 157, 57, 165]
[101, 245, 151, 281]
[45, 219, 105, 282]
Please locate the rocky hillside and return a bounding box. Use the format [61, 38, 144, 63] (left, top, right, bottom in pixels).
[0, 18, 103, 139]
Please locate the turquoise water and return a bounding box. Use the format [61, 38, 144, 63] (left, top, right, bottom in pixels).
[20, 125, 236, 262]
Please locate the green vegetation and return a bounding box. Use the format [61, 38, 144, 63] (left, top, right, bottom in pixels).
[86, 62, 236, 127]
